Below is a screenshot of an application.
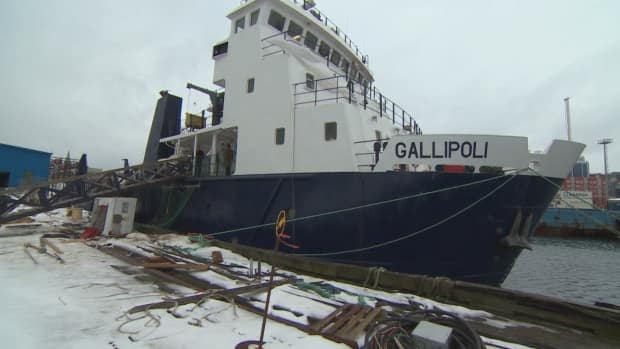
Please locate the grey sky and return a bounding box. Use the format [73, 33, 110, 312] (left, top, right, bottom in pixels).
[1, 0, 618, 173]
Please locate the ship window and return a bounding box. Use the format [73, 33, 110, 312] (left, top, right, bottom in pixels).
[304, 31, 318, 51]
[268, 10, 286, 31]
[275, 128, 285, 145]
[341, 59, 350, 75]
[318, 41, 330, 58]
[287, 20, 303, 39]
[325, 122, 337, 141]
[330, 50, 341, 66]
[250, 9, 260, 26]
[213, 41, 228, 57]
[247, 78, 255, 93]
[235, 17, 245, 33]
[305, 73, 314, 89]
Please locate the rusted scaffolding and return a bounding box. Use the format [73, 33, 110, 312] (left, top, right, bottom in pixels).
[0, 157, 191, 224]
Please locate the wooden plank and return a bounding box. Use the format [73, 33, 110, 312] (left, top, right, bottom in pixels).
[127, 279, 291, 314]
[41, 238, 63, 254]
[338, 306, 372, 334]
[325, 305, 365, 335]
[95, 244, 207, 291]
[142, 262, 210, 271]
[341, 307, 384, 341]
[311, 304, 351, 332]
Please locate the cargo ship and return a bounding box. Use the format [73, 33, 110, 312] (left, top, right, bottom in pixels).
[139, 0, 585, 285]
[535, 171, 620, 238]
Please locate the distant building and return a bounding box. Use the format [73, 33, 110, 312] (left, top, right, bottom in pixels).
[571, 157, 589, 177]
[0, 143, 52, 188]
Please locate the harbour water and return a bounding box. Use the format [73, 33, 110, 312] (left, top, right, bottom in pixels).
[502, 236, 620, 306]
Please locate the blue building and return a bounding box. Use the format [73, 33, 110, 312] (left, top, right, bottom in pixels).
[0, 143, 52, 188]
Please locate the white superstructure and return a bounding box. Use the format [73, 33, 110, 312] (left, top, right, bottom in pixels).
[160, 0, 584, 180]
[162, 0, 419, 175]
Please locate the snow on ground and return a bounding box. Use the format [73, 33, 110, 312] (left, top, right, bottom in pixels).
[0, 231, 348, 349]
[0, 210, 532, 348]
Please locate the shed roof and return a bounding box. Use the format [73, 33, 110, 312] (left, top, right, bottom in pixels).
[0, 143, 52, 156]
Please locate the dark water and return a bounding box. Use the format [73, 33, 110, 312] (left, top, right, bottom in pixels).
[502, 237, 620, 306]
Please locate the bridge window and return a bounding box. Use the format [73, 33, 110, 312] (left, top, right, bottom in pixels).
[250, 9, 260, 26]
[305, 73, 315, 89]
[325, 122, 337, 141]
[330, 50, 341, 66]
[268, 10, 286, 31]
[275, 128, 285, 145]
[213, 41, 228, 57]
[304, 31, 318, 51]
[235, 17, 245, 33]
[318, 41, 330, 58]
[247, 78, 255, 93]
[287, 20, 303, 39]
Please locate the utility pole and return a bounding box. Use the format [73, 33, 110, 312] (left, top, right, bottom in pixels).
[564, 97, 572, 141]
[597, 138, 613, 203]
[564, 98, 574, 186]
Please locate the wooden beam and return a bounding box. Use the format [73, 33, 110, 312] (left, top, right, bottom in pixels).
[127, 279, 291, 314]
[142, 262, 210, 271]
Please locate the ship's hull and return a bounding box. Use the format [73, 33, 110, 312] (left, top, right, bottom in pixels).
[144, 171, 563, 286]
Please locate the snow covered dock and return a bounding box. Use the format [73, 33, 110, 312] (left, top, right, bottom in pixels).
[1, 209, 619, 349]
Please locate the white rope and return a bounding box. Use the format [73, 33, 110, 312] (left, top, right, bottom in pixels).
[209, 169, 523, 238]
[296, 172, 519, 257]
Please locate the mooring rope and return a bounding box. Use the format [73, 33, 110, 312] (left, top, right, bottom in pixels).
[296, 172, 519, 257]
[209, 169, 524, 238]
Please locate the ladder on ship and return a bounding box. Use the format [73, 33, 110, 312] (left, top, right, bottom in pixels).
[0, 157, 192, 224]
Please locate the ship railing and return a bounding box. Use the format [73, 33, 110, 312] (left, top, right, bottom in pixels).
[245, 0, 369, 66]
[351, 138, 392, 172]
[293, 75, 422, 135]
[261, 31, 351, 78]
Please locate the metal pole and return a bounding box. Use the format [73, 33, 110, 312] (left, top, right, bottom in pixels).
[564, 97, 572, 141]
[598, 138, 613, 203]
[604, 143, 609, 202]
[565, 97, 574, 186]
[336, 76, 339, 103]
[192, 134, 197, 176]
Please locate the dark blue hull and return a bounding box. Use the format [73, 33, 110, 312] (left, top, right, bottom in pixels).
[146, 172, 563, 285]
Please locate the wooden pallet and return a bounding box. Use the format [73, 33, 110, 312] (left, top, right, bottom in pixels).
[311, 304, 384, 344]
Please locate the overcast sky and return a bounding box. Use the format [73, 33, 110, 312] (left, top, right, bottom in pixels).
[1, 0, 619, 173]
